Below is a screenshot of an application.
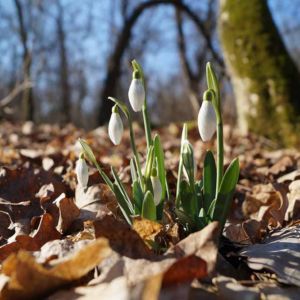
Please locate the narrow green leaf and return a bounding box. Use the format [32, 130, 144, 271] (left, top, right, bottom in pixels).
[179, 180, 198, 216]
[130, 158, 137, 182]
[182, 141, 195, 184]
[112, 183, 132, 225]
[141, 191, 156, 221]
[153, 134, 169, 199]
[203, 150, 217, 213]
[111, 167, 134, 214]
[132, 180, 143, 213]
[144, 145, 154, 180]
[79, 139, 114, 190]
[212, 158, 240, 228]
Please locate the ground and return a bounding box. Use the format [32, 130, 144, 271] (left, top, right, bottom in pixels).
[0, 121, 299, 299]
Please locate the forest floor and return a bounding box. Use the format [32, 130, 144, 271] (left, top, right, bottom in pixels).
[0, 121, 299, 299]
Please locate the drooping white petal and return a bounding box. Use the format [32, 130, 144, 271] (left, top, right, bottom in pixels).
[128, 78, 145, 112]
[198, 101, 216, 142]
[76, 158, 89, 188]
[108, 112, 123, 145]
[151, 176, 162, 206]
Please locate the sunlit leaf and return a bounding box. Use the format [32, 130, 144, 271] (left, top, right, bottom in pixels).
[141, 191, 156, 221]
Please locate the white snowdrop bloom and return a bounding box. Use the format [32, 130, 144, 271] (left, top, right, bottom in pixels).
[198, 100, 216, 142]
[76, 156, 89, 188]
[108, 111, 123, 145]
[151, 175, 162, 206]
[128, 78, 145, 112]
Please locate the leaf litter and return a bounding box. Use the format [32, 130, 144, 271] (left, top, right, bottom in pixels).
[0, 122, 299, 298]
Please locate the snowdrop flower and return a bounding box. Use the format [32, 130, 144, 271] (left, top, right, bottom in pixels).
[198, 96, 216, 142]
[128, 71, 145, 112]
[76, 153, 89, 188]
[108, 105, 123, 145]
[151, 168, 162, 206]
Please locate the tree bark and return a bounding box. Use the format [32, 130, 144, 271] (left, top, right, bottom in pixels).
[14, 0, 34, 121]
[98, 0, 223, 125]
[219, 0, 300, 146]
[175, 9, 200, 115]
[56, 2, 71, 123]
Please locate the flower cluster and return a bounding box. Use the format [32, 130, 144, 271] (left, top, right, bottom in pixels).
[77, 61, 239, 233]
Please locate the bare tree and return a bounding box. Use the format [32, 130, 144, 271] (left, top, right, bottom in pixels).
[97, 0, 224, 125]
[14, 0, 34, 121]
[55, 0, 71, 123]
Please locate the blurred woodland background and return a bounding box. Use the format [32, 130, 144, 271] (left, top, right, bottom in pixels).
[1, 0, 300, 145]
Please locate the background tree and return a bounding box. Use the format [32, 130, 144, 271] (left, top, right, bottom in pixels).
[219, 0, 300, 146]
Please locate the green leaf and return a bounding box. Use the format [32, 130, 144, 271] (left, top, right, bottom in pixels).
[141, 191, 156, 221]
[144, 145, 154, 180]
[175, 123, 188, 207]
[79, 139, 114, 190]
[182, 141, 195, 184]
[179, 180, 197, 216]
[132, 180, 143, 213]
[203, 151, 217, 213]
[130, 158, 137, 182]
[112, 183, 132, 225]
[153, 134, 169, 199]
[111, 167, 134, 215]
[212, 158, 240, 228]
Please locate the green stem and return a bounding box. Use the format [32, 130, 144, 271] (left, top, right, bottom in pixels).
[128, 114, 144, 189]
[216, 121, 224, 194]
[142, 99, 152, 149]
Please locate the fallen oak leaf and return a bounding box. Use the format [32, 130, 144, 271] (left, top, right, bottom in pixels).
[55, 197, 80, 234]
[1, 238, 111, 300]
[93, 214, 153, 259]
[240, 224, 300, 286]
[0, 213, 61, 261]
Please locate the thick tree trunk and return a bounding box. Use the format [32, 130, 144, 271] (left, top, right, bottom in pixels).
[219, 0, 300, 145]
[98, 0, 223, 125]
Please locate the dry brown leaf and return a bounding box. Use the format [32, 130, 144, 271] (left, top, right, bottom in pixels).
[268, 156, 294, 177]
[225, 219, 264, 245]
[240, 224, 300, 286]
[132, 217, 163, 246]
[285, 180, 300, 221]
[213, 276, 260, 300]
[56, 197, 80, 234]
[0, 213, 61, 261]
[1, 238, 111, 300]
[93, 214, 153, 259]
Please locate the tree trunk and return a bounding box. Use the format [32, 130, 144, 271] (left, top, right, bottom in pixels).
[219, 0, 300, 146]
[14, 0, 34, 121]
[175, 9, 200, 115]
[56, 2, 71, 124]
[98, 0, 223, 125]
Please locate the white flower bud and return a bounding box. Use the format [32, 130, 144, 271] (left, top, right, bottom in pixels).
[108, 111, 123, 145]
[151, 175, 162, 206]
[76, 157, 89, 188]
[198, 100, 216, 142]
[128, 78, 145, 112]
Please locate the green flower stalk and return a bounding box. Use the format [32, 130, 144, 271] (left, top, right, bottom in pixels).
[79, 61, 168, 225]
[176, 62, 239, 233]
